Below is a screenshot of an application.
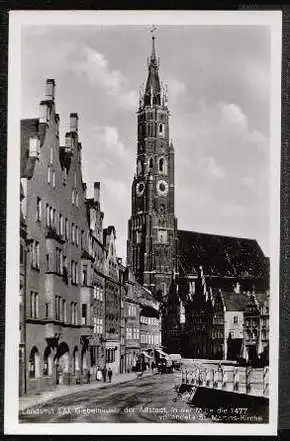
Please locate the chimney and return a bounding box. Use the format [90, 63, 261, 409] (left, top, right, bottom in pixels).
[70, 113, 78, 133]
[45, 79, 55, 101]
[94, 182, 100, 204]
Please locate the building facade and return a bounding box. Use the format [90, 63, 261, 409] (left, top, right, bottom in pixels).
[103, 226, 122, 374]
[20, 79, 111, 393]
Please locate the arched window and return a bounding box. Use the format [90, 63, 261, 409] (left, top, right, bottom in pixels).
[29, 346, 40, 378]
[43, 347, 53, 376]
[137, 160, 143, 176]
[159, 157, 167, 175]
[148, 157, 153, 171]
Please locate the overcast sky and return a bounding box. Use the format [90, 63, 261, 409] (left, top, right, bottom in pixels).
[21, 25, 271, 260]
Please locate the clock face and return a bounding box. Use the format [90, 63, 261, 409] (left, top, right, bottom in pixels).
[136, 181, 145, 197]
[157, 180, 168, 196]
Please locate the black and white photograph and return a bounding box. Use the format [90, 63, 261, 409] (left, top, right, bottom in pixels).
[5, 10, 281, 435]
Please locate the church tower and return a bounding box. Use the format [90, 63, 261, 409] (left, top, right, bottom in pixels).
[127, 34, 178, 314]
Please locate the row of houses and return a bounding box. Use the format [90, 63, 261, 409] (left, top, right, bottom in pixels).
[19, 79, 162, 396]
[179, 268, 269, 365]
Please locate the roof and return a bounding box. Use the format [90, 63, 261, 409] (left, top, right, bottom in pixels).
[222, 291, 250, 312]
[177, 229, 269, 280]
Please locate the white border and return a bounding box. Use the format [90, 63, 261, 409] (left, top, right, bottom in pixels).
[5, 10, 282, 436]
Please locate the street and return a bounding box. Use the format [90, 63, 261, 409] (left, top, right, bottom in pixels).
[19, 373, 211, 423]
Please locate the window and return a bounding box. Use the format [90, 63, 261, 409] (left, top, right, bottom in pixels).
[47, 166, 51, 184]
[71, 261, 78, 285]
[30, 292, 39, 319]
[81, 230, 85, 249]
[52, 170, 56, 188]
[76, 226, 79, 246]
[75, 192, 79, 207]
[65, 218, 69, 240]
[159, 123, 165, 136]
[36, 197, 42, 221]
[82, 265, 88, 286]
[137, 159, 143, 176]
[31, 241, 40, 269]
[45, 302, 49, 319]
[72, 189, 75, 205]
[46, 254, 50, 272]
[46, 204, 50, 226]
[49, 207, 53, 227]
[233, 316, 238, 324]
[159, 158, 164, 173]
[55, 248, 63, 275]
[136, 231, 142, 244]
[81, 304, 87, 325]
[53, 209, 56, 228]
[72, 223, 75, 243]
[73, 303, 78, 324]
[59, 214, 63, 236]
[49, 146, 53, 164]
[55, 295, 60, 320]
[126, 327, 132, 340]
[149, 157, 153, 170]
[97, 318, 103, 334]
[70, 302, 74, 323]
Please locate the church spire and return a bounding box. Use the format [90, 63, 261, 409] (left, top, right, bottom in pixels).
[144, 31, 161, 107]
[150, 34, 158, 67]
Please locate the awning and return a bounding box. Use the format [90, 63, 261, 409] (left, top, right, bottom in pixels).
[142, 352, 153, 359]
[156, 349, 169, 358]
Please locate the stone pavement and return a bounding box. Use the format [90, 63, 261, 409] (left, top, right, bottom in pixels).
[19, 370, 155, 412]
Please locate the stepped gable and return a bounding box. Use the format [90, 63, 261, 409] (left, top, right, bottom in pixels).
[177, 229, 269, 279]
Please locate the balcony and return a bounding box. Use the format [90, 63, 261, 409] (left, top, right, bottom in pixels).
[45, 226, 65, 244]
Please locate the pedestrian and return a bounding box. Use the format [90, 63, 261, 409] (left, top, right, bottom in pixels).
[108, 367, 113, 383]
[87, 369, 91, 384]
[96, 366, 102, 381]
[102, 366, 107, 382]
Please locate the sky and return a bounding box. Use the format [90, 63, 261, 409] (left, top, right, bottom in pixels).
[21, 25, 271, 260]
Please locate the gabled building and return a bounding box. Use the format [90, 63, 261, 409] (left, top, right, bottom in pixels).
[103, 225, 121, 374]
[20, 79, 108, 393]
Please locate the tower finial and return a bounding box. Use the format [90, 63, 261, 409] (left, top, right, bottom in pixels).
[150, 25, 158, 64]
